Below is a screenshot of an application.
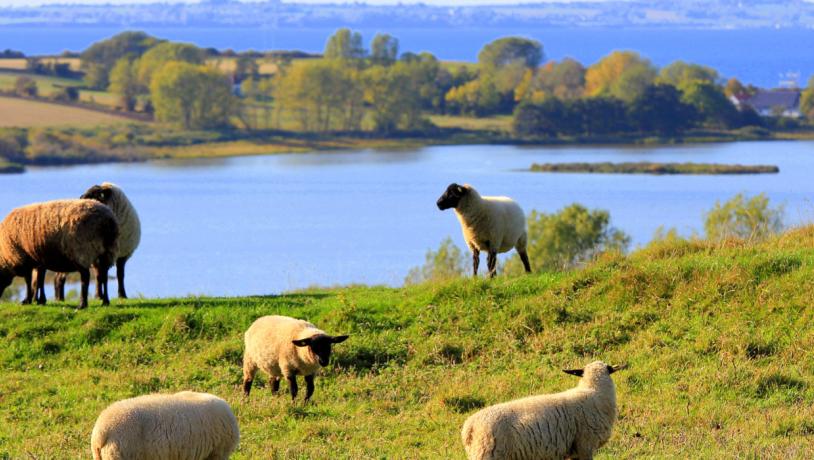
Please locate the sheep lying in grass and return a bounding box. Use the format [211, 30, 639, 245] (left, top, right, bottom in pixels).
[0, 199, 118, 309]
[54, 182, 141, 301]
[437, 183, 531, 278]
[242, 315, 349, 402]
[91, 391, 239, 460]
[461, 361, 626, 460]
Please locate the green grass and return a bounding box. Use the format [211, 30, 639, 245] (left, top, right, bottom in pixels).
[4, 227, 814, 458]
[530, 161, 781, 175]
[0, 71, 119, 108]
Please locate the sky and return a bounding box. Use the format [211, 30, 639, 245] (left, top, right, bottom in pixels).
[3, 0, 613, 6]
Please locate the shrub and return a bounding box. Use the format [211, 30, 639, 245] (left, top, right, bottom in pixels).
[704, 193, 784, 242]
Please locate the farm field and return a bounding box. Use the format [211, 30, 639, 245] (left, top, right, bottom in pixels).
[0, 70, 118, 107]
[1, 227, 814, 458]
[0, 96, 132, 127]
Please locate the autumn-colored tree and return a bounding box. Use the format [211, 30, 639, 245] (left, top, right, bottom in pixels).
[800, 75, 814, 120]
[108, 58, 140, 111]
[370, 33, 399, 66]
[585, 51, 657, 102]
[324, 28, 366, 61]
[137, 42, 205, 88]
[657, 61, 719, 90]
[150, 62, 237, 129]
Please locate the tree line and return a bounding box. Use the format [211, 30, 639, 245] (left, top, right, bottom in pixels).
[74, 29, 814, 135]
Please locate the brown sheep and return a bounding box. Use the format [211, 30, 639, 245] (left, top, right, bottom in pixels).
[0, 199, 118, 309]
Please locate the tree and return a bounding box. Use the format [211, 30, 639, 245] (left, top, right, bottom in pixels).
[512, 99, 568, 138]
[585, 51, 657, 102]
[137, 42, 205, 88]
[80, 31, 159, 89]
[478, 37, 543, 74]
[680, 80, 740, 128]
[234, 55, 260, 83]
[370, 33, 399, 66]
[405, 237, 467, 284]
[363, 62, 427, 133]
[629, 84, 697, 135]
[704, 193, 784, 241]
[503, 204, 630, 274]
[324, 28, 366, 61]
[658, 61, 719, 90]
[109, 58, 140, 111]
[445, 78, 500, 116]
[14, 76, 37, 97]
[570, 97, 630, 136]
[800, 75, 814, 120]
[150, 62, 237, 130]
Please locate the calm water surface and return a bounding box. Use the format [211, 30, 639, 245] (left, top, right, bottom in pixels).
[1, 141, 812, 297]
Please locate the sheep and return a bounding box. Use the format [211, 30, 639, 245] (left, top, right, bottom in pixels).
[461, 361, 626, 460]
[0, 199, 118, 309]
[242, 315, 349, 402]
[54, 182, 141, 301]
[91, 391, 239, 460]
[436, 183, 531, 278]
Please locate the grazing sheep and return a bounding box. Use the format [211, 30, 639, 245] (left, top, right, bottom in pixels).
[55, 182, 141, 301]
[0, 199, 118, 309]
[461, 361, 626, 460]
[242, 315, 349, 402]
[437, 183, 531, 278]
[91, 391, 239, 460]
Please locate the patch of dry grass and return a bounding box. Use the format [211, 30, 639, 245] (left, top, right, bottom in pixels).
[0, 96, 132, 127]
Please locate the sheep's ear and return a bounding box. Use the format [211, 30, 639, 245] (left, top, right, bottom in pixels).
[292, 338, 311, 347]
[330, 335, 349, 344]
[608, 364, 628, 374]
[562, 368, 584, 377]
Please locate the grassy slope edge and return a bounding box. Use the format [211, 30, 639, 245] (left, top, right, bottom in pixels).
[2, 227, 814, 458]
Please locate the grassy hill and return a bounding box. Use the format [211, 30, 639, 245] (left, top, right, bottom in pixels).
[2, 228, 814, 458]
[0, 96, 132, 128]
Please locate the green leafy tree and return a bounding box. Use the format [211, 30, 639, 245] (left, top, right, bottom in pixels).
[80, 31, 159, 89]
[478, 37, 543, 74]
[137, 42, 205, 88]
[108, 58, 140, 111]
[629, 84, 697, 135]
[363, 62, 427, 133]
[14, 76, 37, 97]
[504, 204, 630, 274]
[658, 61, 719, 90]
[800, 75, 814, 120]
[234, 55, 260, 82]
[681, 80, 740, 128]
[150, 62, 237, 129]
[704, 193, 784, 241]
[405, 237, 468, 284]
[370, 33, 399, 66]
[324, 28, 366, 61]
[512, 99, 569, 138]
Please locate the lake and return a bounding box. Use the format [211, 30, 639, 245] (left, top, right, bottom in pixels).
[1, 140, 813, 298]
[3, 26, 813, 87]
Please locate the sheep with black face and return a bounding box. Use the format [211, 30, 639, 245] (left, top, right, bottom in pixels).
[437, 183, 531, 278]
[242, 315, 349, 402]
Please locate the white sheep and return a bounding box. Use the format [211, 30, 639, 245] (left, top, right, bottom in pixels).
[461, 361, 626, 460]
[91, 391, 239, 460]
[0, 199, 118, 309]
[436, 183, 531, 278]
[242, 315, 348, 402]
[54, 182, 141, 300]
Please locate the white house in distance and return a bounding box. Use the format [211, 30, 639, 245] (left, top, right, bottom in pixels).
[730, 88, 801, 118]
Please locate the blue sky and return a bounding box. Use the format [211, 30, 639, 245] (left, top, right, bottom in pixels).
[5, 0, 612, 6]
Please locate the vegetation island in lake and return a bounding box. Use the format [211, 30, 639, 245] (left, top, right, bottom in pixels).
[529, 162, 780, 175]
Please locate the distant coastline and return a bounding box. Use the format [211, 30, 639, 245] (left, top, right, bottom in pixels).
[529, 161, 780, 175]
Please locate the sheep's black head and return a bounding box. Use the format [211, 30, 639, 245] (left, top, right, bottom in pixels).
[293, 334, 349, 367]
[437, 183, 468, 210]
[563, 362, 627, 378]
[81, 185, 113, 205]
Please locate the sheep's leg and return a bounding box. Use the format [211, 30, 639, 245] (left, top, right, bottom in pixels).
[96, 267, 110, 306]
[93, 267, 103, 300]
[22, 271, 33, 305]
[116, 257, 128, 299]
[487, 250, 498, 278]
[242, 359, 257, 396]
[271, 377, 281, 394]
[471, 247, 480, 277]
[54, 273, 66, 302]
[304, 374, 315, 402]
[35, 267, 47, 305]
[287, 375, 299, 401]
[78, 268, 90, 309]
[518, 249, 532, 273]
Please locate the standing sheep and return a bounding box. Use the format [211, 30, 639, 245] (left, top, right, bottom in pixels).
[91, 391, 239, 460]
[0, 199, 118, 309]
[54, 182, 141, 301]
[242, 315, 349, 402]
[437, 183, 531, 278]
[461, 361, 626, 460]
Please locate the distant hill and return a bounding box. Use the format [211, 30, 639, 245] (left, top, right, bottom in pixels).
[1, 0, 812, 30]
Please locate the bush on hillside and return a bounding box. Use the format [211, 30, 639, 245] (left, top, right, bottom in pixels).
[705, 193, 784, 242]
